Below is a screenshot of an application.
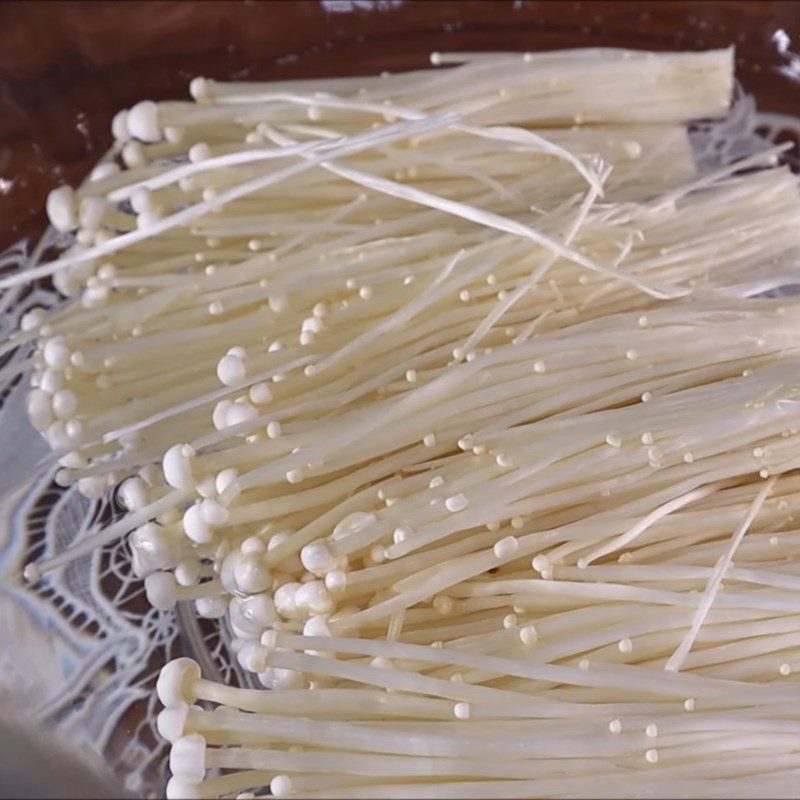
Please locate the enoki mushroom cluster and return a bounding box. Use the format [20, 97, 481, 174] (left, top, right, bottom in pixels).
[11, 48, 800, 797]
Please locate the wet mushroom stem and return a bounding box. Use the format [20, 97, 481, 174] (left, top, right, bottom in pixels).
[12, 45, 800, 799]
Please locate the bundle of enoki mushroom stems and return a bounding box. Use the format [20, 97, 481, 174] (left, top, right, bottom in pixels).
[12, 47, 800, 798]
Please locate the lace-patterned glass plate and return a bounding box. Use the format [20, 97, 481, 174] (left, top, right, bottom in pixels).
[0, 232, 255, 796]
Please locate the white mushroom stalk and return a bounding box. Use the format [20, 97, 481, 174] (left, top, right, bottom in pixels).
[11, 46, 800, 797]
[23, 166, 800, 488]
[156, 654, 800, 799]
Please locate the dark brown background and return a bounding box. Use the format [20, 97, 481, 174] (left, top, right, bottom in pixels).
[0, 0, 798, 251]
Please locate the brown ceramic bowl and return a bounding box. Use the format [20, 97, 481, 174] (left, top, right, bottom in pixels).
[0, 0, 799, 253]
[0, 2, 799, 795]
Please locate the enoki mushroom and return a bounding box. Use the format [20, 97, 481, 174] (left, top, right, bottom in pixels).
[12, 47, 800, 798]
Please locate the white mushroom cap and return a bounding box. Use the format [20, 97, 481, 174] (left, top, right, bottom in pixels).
[157, 702, 190, 743]
[145, 571, 179, 611]
[163, 443, 196, 490]
[195, 596, 228, 619]
[237, 592, 277, 629]
[200, 498, 229, 526]
[170, 733, 207, 784]
[257, 666, 306, 691]
[118, 475, 150, 511]
[165, 777, 201, 800]
[127, 100, 161, 143]
[46, 186, 78, 232]
[220, 549, 243, 594]
[300, 539, 338, 576]
[217, 353, 247, 386]
[183, 503, 212, 544]
[130, 523, 179, 578]
[271, 776, 294, 798]
[229, 595, 270, 637]
[233, 552, 272, 594]
[157, 657, 201, 706]
[236, 640, 270, 673]
[214, 467, 238, 494]
[274, 581, 304, 620]
[295, 580, 334, 615]
[43, 336, 70, 369]
[173, 558, 200, 587]
[27, 388, 53, 431]
[303, 615, 331, 638]
[111, 109, 130, 141]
